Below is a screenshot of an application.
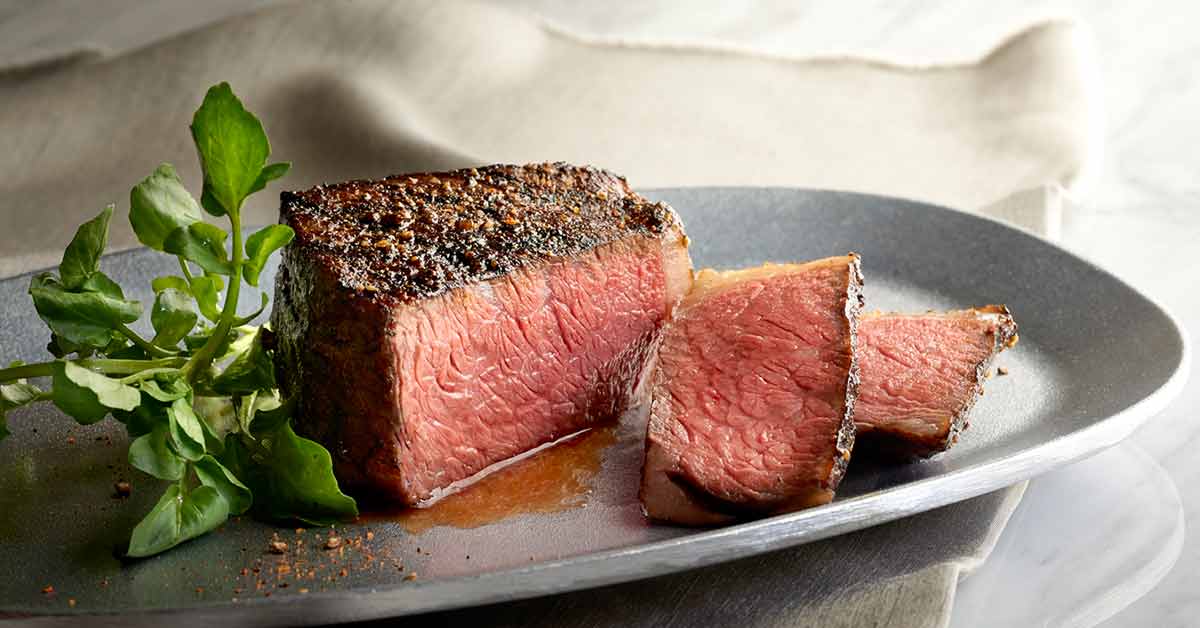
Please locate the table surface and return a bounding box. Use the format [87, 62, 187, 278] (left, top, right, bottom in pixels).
[1, 2, 1197, 626]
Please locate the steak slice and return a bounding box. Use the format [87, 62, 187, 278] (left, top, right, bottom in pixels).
[854, 306, 1019, 458]
[641, 256, 864, 525]
[271, 163, 692, 505]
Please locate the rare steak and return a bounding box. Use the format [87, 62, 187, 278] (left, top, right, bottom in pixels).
[854, 306, 1018, 458]
[641, 256, 864, 525]
[271, 163, 692, 505]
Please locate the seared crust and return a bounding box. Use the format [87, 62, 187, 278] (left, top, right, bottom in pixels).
[945, 305, 1018, 452]
[271, 242, 403, 494]
[831, 254, 865, 489]
[280, 163, 682, 302]
[856, 305, 1018, 459]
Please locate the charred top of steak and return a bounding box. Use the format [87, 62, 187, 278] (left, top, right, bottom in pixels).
[280, 162, 681, 301]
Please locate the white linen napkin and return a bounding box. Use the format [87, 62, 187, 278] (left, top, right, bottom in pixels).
[0, 0, 1095, 275]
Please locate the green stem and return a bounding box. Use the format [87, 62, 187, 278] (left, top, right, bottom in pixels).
[0, 362, 51, 380]
[0, 357, 188, 382]
[178, 256, 196, 282]
[82, 358, 187, 375]
[116, 323, 176, 358]
[118, 368, 182, 385]
[183, 212, 243, 384]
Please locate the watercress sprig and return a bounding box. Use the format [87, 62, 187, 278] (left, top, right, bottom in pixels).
[0, 82, 356, 558]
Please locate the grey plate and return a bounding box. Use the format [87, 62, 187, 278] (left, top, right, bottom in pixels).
[0, 188, 1188, 626]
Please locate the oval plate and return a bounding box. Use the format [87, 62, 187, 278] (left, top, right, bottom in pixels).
[0, 188, 1188, 625]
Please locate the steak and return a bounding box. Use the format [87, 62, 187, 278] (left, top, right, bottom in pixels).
[854, 306, 1018, 458]
[271, 163, 692, 505]
[641, 256, 864, 525]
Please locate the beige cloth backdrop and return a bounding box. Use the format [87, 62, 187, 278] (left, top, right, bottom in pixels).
[0, 0, 1096, 276]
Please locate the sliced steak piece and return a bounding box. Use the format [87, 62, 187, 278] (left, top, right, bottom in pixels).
[271, 163, 692, 506]
[854, 306, 1019, 459]
[641, 256, 864, 525]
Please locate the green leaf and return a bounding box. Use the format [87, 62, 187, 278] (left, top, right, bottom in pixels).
[46, 334, 91, 359]
[248, 162, 291, 196]
[80, 271, 125, 299]
[126, 484, 230, 558]
[59, 206, 113, 290]
[163, 223, 232, 276]
[51, 361, 140, 424]
[199, 187, 224, 219]
[0, 380, 42, 440]
[129, 164, 203, 251]
[210, 328, 275, 395]
[198, 411, 226, 456]
[128, 423, 186, 480]
[30, 274, 141, 349]
[189, 275, 223, 323]
[0, 382, 40, 407]
[245, 397, 291, 435]
[193, 396, 236, 445]
[230, 390, 281, 436]
[166, 398, 205, 461]
[253, 389, 283, 414]
[151, 289, 198, 348]
[112, 400, 165, 438]
[139, 376, 191, 403]
[190, 82, 270, 217]
[242, 224, 293, 287]
[104, 338, 131, 357]
[152, 275, 192, 295]
[194, 455, 252, 515]
[221, 418, 357, 525]
[235, 391, 259, 437]
[105, 343, 149, 361]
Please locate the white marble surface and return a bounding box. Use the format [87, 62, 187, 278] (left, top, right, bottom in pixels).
[1, 2, 1198, 626]
[953, 443, 1185, 628]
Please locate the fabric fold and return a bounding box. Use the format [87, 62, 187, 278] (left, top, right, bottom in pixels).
[1, 0, 1093, 276]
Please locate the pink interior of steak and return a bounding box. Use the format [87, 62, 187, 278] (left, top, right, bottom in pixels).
[647, 259, 859, 516]
[855, 309, 1015, 453]
[384, 235, 689, 502]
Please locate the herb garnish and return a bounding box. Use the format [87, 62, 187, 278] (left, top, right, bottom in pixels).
[0, 82, 357, 558]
